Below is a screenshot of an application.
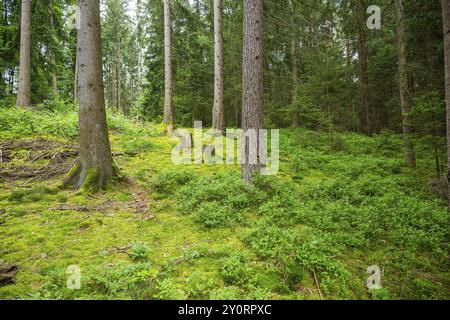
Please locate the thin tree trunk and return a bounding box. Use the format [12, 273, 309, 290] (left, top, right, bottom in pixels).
[163, 0, 174, 134]
[395, 0, 416, 168]
[346, 38, 355, 132]
[212, 0, 225, 132]
[51, 55, 57, 96]
[65, 0, 114, 192]
[356, 0, 370, 134]
[74, 54, 78, 101]
[288, 0, 299, 127]
[242, 0, 264, 184]
[49, 5, 57, 97]
[16, 0, 31, 107]
[441, 0, 450, 206]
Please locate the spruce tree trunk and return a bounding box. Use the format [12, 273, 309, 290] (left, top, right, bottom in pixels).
[395, 0, 416, 168]
[51, 54, 57, 97]
[288, 0, 299, 127]
[163, 0, 174, 134]
[74, 54, 78, 101]
[212, 0, 225, 132]
[242, 0, 264, 184]
[64, 0, 114, 192]
[441, 0, 450, 206]
[16, 0, 31, 108]
[356, 0, 370, 134]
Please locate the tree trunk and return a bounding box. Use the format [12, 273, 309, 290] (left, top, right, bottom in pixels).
[346, 39, 355, 132]
[16, 0, 31, 108]
[288, 0, 299, 127]
[356, 0, 370, 134]
[212, 0, 225, 132]
[441, 0, 450, 206]
[51, 54, 57, 97]
[74, 54, 78, 101]
[64, 0, 114, 193]
[395, 0, 416, 168]
[242, 0, 264, 184]
[163, 0, 174, 134]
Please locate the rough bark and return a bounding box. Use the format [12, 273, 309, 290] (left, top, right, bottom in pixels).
[163, 0, 174, 134]
[65, 0, 114, 192]
[16, 0, 31, 108]
[441, 0, 450, 206]
[288, 0, 299, 127]
[356, 0, 370, 134]
[395, 0, 416, 168]
[212, 0, 225, 133]
[242, 0, 264, 184]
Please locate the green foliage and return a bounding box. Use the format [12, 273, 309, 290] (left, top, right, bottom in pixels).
[177, 173, 265, 228]
[149, 170, 195, 194]
[127, 242, 150, 262]
[0, 106, 78, 140]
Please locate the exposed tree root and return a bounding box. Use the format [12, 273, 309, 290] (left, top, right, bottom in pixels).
[62, 160, 122, 194]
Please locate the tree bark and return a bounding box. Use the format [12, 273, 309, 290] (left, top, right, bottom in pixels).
[242, 0, 264, 184]
[346, 39, 355, 132]
[441, 0, 450, 206]
[64, 0, 114, 192]
[356, 0, 370, 134]
[288, 0, 299, 127]
[163, 0, 174, 134]
[395, 0, 416, 168]
[212, 0, 225, 132]
[74, 54, 78, 101]
[16, 0, 31, 108]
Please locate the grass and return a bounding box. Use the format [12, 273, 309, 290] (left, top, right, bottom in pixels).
[0, 105, 448, 300]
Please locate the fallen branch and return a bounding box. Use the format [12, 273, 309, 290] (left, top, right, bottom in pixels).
[312, 269, 324, 300]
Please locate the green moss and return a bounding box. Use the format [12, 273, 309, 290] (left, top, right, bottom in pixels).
[0, 108, 449, 300]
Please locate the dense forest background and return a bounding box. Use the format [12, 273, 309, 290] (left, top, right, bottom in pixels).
[0, 0, 449, 300]
[0, 0, 445, 136]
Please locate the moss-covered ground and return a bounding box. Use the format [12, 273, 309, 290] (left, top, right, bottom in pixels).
[0, 107, 448, 300]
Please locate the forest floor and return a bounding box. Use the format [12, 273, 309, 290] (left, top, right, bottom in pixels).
[0, 106, 449, 300]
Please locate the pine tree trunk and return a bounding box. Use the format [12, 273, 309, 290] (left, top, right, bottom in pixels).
[441, 0, 450, 206]
[16, 0, 31, 108]
[356, 0, 370, 134]
[242, 0, 264, 184]
[288, 0, 299, 127]
[163, 0, 174, 134]
[64, 0, 114, 192]
[212, 0, 225, 132]
[395, 0, 416, 168]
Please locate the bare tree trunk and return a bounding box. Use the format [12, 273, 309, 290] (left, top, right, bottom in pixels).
[441, 0, 450, 206]
[288, 0, 299, 127]
[64, 0, 114, 192]
[242, 0, 264, 184]
[16, 0, 31, 108]
[49, 5, 57, 97]
[212, 0, 225, 132]
[163, 0, 174, 134]
[346, 39, 355, 132]
[74, 54, 78, 101]
[356, 0, 370, 134]
[395, 0, 416, 168]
